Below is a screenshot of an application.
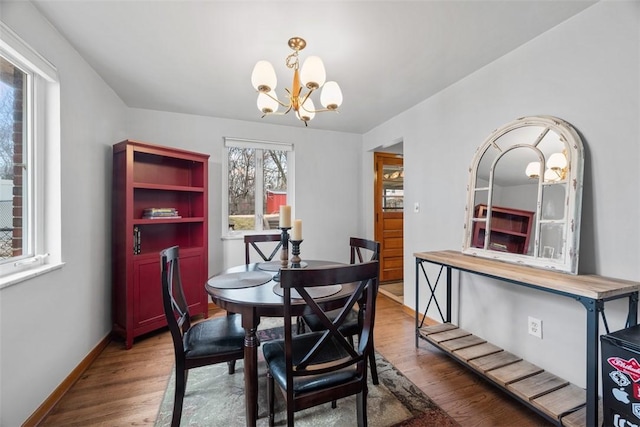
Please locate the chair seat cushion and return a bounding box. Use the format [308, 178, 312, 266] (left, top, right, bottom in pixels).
[262, 331, 358, 394]
[184, 313, 245, 359]
[302, 309, 360, 337]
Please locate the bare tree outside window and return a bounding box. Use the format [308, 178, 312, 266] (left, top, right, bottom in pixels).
[227, 146, 288, 231]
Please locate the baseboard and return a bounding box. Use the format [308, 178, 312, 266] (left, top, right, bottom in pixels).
[401, 302, 416, 319]
[378, 288, 403, 304]
[377, 293, 439, 326]
[22, 334, 111, 427]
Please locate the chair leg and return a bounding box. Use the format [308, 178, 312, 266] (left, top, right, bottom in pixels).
[356, 387, 368, 427]
[172, 367, 187, 427]
[369, 350, 379, 385]
[267, 369, 275, 427]
[227, 360, 236, 374]
[287, 404, 295, 427]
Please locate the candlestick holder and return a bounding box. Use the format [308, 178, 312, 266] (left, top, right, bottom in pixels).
[273, 226, 290, 282]
[290, 240, 303, 268]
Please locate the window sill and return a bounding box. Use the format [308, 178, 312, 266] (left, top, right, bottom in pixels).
[221, 230, 281, 241]
[0, 262, 65, 290]
[221, 231, 244, 241]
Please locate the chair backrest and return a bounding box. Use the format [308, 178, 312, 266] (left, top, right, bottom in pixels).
[279, 261, 380, 396]
[160, 246, 191, 358]
[244, 234, 283, 264]
[350, 237, 380, 264]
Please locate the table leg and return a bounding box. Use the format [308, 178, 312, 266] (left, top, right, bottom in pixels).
[585, 298, 600, 427]
[415, 259, 420, 348]
[243, 317, 259, 427]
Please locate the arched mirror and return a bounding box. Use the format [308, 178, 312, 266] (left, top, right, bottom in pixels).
[462, 115, 584, 274]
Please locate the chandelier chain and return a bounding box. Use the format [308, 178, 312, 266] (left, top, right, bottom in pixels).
[285, 51, 299, 70]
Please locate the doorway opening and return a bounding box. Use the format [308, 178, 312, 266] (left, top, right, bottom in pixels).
[374, 149, 404, 303]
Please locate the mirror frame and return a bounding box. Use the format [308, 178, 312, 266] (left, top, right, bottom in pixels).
[462, 115, 584, 274]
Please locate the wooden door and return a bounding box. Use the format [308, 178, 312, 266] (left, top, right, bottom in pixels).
[374, 152, 403, 283]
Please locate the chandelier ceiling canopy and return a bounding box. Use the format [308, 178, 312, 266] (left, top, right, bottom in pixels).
[251, 37, 343, 126]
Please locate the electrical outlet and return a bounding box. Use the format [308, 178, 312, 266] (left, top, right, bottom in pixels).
[528, 316, 542, 339]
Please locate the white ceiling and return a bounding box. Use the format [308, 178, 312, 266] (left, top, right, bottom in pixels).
[30, 0, 596, 134]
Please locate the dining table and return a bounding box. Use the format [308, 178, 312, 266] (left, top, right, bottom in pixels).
[205, 259, 355, 427]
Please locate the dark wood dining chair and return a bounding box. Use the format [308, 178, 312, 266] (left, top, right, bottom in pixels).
[262, 261, 380, 427]
[299, 237, 381, 384]
[244, 233, 283, 264]
[160, 246, 245, 427]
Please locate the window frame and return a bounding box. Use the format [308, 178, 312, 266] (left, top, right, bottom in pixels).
[0, 21, 62, 287]
[222, 137, 294, 238]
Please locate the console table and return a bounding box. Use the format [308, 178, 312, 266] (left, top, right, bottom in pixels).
[414, 250, 640, 427]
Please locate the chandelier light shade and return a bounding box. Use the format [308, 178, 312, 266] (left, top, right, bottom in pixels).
[525, 152, 568, 181]
[525, 161, 541, 179]
[251, 37, 342, 125]
[547, 152, 568, 171]
[321, 81, 343, 110]
[297, 97, 316, 122]
[300, 56, 326, 89]
[251, 60, 277, 93]
[257, 91, 279, 114]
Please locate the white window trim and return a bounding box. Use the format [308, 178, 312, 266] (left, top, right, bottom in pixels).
[0, 21, 63, 289]
[222, 137, 295, 239]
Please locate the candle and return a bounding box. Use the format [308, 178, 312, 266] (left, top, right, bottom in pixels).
[291, 219, 302, 240]
[279, 205, 291, 228]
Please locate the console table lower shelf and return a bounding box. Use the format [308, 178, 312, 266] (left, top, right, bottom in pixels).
[419, 322, 602, 427]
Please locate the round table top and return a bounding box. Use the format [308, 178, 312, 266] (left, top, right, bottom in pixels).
[206, 260, 353, 316]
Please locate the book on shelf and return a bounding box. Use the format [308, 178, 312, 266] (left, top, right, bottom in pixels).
[133, 226, 141, 255]
[142, 207, 179, 219]
[143, 207, 177, 214]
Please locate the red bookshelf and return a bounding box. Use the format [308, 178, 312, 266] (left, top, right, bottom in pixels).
[472, 204, 534, 255]
[112, 140, 209, 349]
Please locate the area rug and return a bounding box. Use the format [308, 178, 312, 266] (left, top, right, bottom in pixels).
[156, 322, 459, 426]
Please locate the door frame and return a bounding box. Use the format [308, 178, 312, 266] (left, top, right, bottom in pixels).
[374, 152, 404, 283]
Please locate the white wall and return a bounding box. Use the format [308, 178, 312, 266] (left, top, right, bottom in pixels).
[0, 2, 128, 426]
[363, 0, 639, 388]
[124, 110, 363, 275]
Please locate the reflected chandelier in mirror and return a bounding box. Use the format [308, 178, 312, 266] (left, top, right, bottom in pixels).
[462, 115, 584, 274]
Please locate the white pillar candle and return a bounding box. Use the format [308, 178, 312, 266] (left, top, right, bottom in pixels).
[291, 219, 302, 240]
[279, 205, 291, 228]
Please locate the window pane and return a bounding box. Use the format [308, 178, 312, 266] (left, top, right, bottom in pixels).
[263, 149, 287, 229]
[0, 56, 26, 261]
[539, 223, 564, 260]
[228, 147, 256, 231]
[382, 165, 403, 212]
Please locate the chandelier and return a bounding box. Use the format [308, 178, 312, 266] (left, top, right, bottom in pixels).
[525, 152, 568, 182]
[251, 37, 343, 125]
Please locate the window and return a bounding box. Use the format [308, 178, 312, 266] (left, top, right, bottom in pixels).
[0, 22, 61, 286]
[223, 138, 294, 235]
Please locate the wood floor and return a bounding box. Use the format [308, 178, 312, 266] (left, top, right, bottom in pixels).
[39, 295, 551, 426]
[379, 281, 404, 304]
